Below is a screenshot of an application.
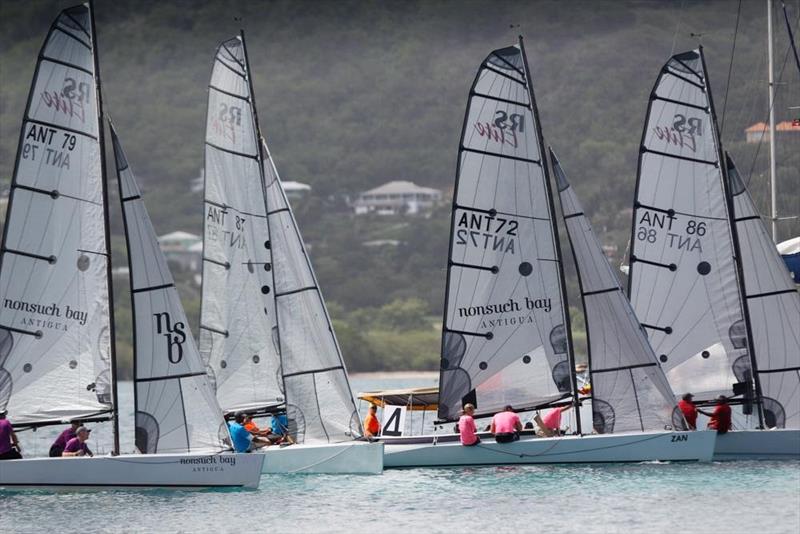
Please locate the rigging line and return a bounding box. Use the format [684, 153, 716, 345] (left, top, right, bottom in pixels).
[782, 1, 800, 74]
[670, 0, 687, 56]
[720, 0, 743, 139]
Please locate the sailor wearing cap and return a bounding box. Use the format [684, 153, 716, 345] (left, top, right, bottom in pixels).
[62, 426, 94, 457]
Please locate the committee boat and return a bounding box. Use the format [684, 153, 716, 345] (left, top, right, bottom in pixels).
[0, 3, 262, 489]
[627, 48, 799, 460]
[200, 33, 382, 474]
[376, 38, 715, 468]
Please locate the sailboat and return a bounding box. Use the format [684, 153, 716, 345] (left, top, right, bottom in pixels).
[200, 33, 383, 474]
[626, 48, 799, 460]
[379, 38, 715, 468]
[0, 3, 262, 488]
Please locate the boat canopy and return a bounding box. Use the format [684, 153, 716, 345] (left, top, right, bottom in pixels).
[358, 387, 439, 411]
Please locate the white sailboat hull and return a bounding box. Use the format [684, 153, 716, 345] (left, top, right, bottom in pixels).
[382, 430, 716, 468]
[0, 453, 264, 490]
[260, 441, 384, 474]
[713, 429, 800, 460]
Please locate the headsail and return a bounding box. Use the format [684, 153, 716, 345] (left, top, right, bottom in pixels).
[552, 149, 677, 433]
[627, 49, 750, 400]
[111, 124, 230, 454]
[262, 139, 363, 443]
[438, 40, 574, 421]
[0, 4, 114, 426]
[199, 36, 283, 414]
[727, 154, 800, 428]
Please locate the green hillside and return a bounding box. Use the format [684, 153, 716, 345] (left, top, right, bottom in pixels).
[1, 0, 798, 376]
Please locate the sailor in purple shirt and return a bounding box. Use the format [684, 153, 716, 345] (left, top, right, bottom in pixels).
[0, 409, 22, 460]
[62, 426, 93, 457]
[49, 421, 81, 457]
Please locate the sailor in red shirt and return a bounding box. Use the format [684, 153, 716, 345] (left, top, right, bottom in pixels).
[705, 395, 732, 434]
[677, 393, 698, 430]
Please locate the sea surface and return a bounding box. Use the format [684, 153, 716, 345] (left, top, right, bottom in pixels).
[2, 375, 799, 534]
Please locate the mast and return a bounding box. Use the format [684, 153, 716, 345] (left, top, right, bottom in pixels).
[89, 0, 119, 456]
[767, 0, 778, 242]
[518, 36, 582, 435]
[701, 47, 766, 428]
[239, 30, 288, 401]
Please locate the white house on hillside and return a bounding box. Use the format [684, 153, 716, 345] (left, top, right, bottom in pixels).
[353, 180, 443, 215]
[159, 231, 202, 272]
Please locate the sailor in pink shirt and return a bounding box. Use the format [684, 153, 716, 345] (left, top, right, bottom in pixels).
[491, 405, 523, 443]
[541, 405, 572, 435]
[458, 403, 480, 446]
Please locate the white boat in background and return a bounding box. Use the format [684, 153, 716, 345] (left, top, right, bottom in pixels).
[627, 48, 799, 460]
[0, 3, 262, 489]
[200, 34, 382, 474]
[378, 37, 715, 467]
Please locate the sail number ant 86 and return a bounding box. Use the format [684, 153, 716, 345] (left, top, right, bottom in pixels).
[636, 209, 705, 253]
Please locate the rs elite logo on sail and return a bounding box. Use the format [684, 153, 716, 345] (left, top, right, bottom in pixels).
[212, 102, 242, 144]
[474, 111, 525, 148]
[653, 114, 704, 153]
[154, 312, 186, 364]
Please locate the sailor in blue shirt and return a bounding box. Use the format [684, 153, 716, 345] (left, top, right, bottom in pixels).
[228, 412, 253, 453]
[270, 413, 289, 436]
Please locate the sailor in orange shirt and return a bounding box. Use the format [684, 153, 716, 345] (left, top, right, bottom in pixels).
[364, 405, 381, 438]
[242, 414, 278, 447]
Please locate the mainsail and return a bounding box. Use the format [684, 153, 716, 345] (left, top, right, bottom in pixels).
[111, 125, 229, 454]
[0, 4, 115, 426]
[551, 149, 677, 433]
[727, 154, 800, 428]
[199, 36, 283, 414]
[262, 139, 363, 443]
[438, 39, 575, 422]
[627, 49, 750, 400]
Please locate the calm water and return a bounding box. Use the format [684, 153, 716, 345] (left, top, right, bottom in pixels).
[2, 377, 799, 534]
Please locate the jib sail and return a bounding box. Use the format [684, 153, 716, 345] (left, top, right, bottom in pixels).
[552, 149, 678, 433]
[727, 154, 800, 428]
[263, 139, 363, 443]
[0, 4, 114, 426]
[112, 124, 230, 454]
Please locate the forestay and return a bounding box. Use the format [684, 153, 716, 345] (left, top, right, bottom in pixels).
[628, 49, 748, 399]
[552, 149, 677, 433]
[727, 154, 800, 429]
[262, 139, 363, 443]
[438, 42, 572, 421]
[0, 5, 113, 426]
[199, 36, 283, 414]
[112, 125, 229, 454]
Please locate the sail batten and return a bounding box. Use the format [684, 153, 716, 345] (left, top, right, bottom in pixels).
[552, 149, 678, 433]
[0, 5, 113, 426]
[199, 36, 284, 415]
[437, 42, 573, 422]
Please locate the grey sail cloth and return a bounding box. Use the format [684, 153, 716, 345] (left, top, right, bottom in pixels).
[0, 5, 113, 425]
[727, 154, 800, 429]
[262, 139, 363, 443]
[112, 125, 230, 454]
[627, 49, 748, 400]
[438, 44, 571, 422]
[199, 36, 283, 414]
[552, 149, 678, 434]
